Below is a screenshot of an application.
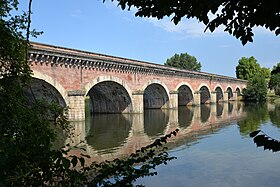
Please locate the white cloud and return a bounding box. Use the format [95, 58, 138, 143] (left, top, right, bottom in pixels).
[146, 17, 226, 38]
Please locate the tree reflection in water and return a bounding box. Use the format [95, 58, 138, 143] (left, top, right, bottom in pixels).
[237, 102, 269, 136]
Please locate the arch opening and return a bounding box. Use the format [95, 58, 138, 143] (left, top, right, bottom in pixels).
[178, 85, 194, 106]
[227, 87, 234, 100]
[144, 83, 169, 109]
[200, 86, 211, 104]
[25, 77, 66, 107]
[215, 87, 224, 102]
[236, 87, 241, 96]
[87, 81, 132, 114]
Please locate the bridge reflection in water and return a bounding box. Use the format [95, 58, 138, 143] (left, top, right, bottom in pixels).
[66, 101, 245, 163]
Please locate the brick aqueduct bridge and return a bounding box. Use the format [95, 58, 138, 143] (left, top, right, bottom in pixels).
[27, 42, 247, 121]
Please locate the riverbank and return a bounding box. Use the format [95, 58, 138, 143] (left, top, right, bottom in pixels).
[268, 94, 280, 103]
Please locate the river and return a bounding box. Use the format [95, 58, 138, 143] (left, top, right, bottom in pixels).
[65, 101, 280, 186]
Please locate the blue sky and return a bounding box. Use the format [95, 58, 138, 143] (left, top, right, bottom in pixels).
[19, 0, 280, 77]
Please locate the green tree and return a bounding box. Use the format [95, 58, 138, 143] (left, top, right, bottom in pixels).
[242, 74, 267, 102]
[0, 1, 75, 185]
[164, 53, 201, 71]
[271, 63, 280, 75]
[236, 56, 261, 80]
[269, 74, 280, 96]
[110, 0, 280, 45]
[262, 67, 271, 80]
[269, 63, 280, 95]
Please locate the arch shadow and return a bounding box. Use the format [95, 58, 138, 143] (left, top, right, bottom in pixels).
[199, 85, 211, 104]
[215, 86, 224, 102]
[87, 81, 132, 113]
[144, 83, 169, 109]
[178, 85, 194, 106]
[25, 77, 66, 107]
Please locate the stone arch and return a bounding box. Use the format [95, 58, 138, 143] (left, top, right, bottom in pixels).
[31, 70, 68, 106]
[142, 80, 170, 109]
[198, 84, 211, 104]
[85, 76, 133, 97]
[85, 76, 133, 113]
[176, 82, 194, 106]
[226, 86, 234, 100]
[214, 86, 224, 102]
[235, 87, 241, 96]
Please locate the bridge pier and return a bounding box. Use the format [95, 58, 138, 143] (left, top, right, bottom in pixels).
[211, 91, 217, 103]
[132, 91, 144, 113]
[224, 91, 229, 102]
[193, 91, 201, 105]
[232, 91, 238, 101]
[169, 91, 178, 109]
[68, 90, 85, 121]
[210, 104, 217, 115]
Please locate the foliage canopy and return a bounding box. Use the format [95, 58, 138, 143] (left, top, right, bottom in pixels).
[261, 67, 271, 80]
[111, 0, 280, 45]
[164, 53, 201, 71]
[269, 63, 280, 95]
[271, 62, 280, 75]
[242, 74, 267, 102]
[235, 56, 261, 80]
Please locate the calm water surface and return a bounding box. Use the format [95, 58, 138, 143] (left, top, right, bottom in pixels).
[68, 102, 280, 187]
